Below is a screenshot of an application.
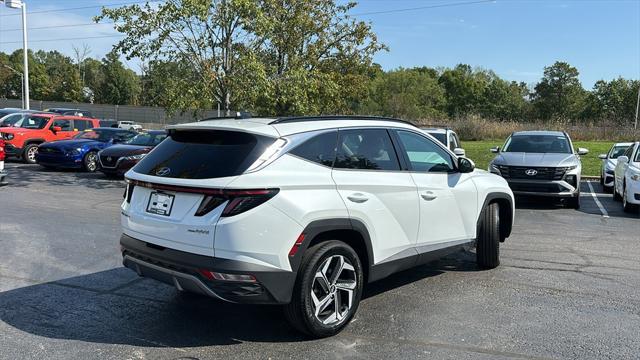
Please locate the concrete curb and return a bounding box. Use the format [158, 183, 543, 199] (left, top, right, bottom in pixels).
[582, 176, 599, 180]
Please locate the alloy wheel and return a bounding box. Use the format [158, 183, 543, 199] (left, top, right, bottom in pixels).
[311, 255, 357, 325]
[27, 147, 37, 162]
[86, 153, 98, 172]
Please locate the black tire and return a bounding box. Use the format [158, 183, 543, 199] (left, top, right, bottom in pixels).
[613, 180, 622, 201]
[83, 151, 99, 172]
[622, 185, 639, 213]
[567, 192, 580, 209]
[284, 240, 364, 338]
[476, 202, 500, 269]
[22, 143, 39, 164]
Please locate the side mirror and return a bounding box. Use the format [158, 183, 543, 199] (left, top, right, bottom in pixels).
[453, 148, 466, 157]
[51, 126, 62, 132]
[577, 148, 589, 156]
[458, 157, 475, 173]
[490, 146, 500, 153]
[598, 154, 607, 160]
[617, 156, 629, 164]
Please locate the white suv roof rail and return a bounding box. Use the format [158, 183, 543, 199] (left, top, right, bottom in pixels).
[268, 115, 415, 126]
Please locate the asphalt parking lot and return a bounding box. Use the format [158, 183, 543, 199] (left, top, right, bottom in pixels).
[0, 162, 638, 360]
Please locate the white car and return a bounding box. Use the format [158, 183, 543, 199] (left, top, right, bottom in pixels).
[599, 142, 633, 192]
[420, 126, 466, 157]
[117, 121, 143, 131]
[120, 115, 515, 337]
[613, 141, 640, 213]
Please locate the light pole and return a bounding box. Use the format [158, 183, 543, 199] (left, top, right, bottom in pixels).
[1, 64, 24, 108]
[3, 0, 30, 109]
[635, 84, 639, 130]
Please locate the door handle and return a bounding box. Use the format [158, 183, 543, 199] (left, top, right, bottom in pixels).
[347, 193, 369, 203]
[421, 191, 437, 201]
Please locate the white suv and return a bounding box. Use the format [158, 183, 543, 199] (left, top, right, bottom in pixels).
[120, 116, 515, 337]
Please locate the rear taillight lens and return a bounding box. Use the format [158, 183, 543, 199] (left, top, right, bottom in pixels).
[196, 189, 279, 217]
[123, 180, 135, 203]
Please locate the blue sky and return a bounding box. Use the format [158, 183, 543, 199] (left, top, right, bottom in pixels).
[0, 0, 638, 88]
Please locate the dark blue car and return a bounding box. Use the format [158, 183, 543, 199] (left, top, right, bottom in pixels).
[36, 128, 137, 172]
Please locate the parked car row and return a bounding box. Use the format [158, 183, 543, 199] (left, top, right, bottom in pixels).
[607, 142, 640, 213]
[0, 108, 146, 165]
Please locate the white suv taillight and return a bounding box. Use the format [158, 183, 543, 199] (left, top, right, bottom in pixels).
[125, 179, 278, 217]
[195, 189, 279, 217]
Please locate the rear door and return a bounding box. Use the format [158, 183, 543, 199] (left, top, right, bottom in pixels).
[121, 129, 277, 257]
[331, 128, 420, 264]
[392, 129, 477, 248]
[50, 117, 76, 140]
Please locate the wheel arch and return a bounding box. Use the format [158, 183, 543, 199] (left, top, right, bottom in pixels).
[290, 218, 373, 282]
[477, 192, 513, 242]
[23, 138, 46, 147]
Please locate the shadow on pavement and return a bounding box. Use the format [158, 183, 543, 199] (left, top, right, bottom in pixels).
[0, 251, 477, 347]
[1, 162, 124, 190]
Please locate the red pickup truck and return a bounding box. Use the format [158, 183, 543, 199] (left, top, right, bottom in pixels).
[0, 113, 101, 163]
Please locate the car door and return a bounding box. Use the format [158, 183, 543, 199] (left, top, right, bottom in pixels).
[331, 128, 420, 264]
[50, 118, 75, 140]
[615, 145, 634, 194]
[392, 129, 477, 250]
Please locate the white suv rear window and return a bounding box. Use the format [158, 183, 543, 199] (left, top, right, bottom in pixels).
[133, 130, 275, 179]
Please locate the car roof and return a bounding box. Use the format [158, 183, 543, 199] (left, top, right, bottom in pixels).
[167, 116, 419, 137]
[87, 127, 133, 131]
[512, 130, 566, 136]
[613, 142, 634, 146]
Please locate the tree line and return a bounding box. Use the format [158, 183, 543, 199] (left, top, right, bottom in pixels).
[0, 0, 638, 125]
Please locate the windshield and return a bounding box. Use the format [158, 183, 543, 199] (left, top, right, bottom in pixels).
[609, 145, 629, 159]
[426, 132, 447, 145]
[20, 115, 50, 129]
[126, 132, 167, 146]
[503, 135, 572, 154]
[0, 114, 22, 127]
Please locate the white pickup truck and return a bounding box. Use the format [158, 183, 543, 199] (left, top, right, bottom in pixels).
[117, 121, 143, 131]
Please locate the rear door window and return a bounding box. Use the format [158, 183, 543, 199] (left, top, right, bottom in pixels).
[289, 131, 337, 167]
[133, 130, 276, 179]
[73, 119, 91, 131]
[51, 119, 72, 131]
[334, 128, 400, 171]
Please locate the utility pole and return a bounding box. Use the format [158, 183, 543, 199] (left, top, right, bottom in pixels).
[635, 84, 640, 130]
[3, 0, 30, 109]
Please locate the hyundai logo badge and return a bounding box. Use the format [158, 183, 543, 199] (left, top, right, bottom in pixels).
[155, 167, 171, 176]
[525, 169, 538, 176]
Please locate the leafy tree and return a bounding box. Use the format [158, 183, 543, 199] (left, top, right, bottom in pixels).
[532, 61, 586, 120]
[438, 64, 488, 117]
[249, 0, 385, 116]
[99, 50, 141, 105]
[82, 58, 105, 103]
[480, 77, 530, 121]
[35, 50, 83, 102]
[583, 78, 640, 124]
[97, 0, 259, 113]
[358, 67, 445, 120]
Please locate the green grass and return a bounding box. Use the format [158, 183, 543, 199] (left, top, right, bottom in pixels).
[462, 140, 614, 177]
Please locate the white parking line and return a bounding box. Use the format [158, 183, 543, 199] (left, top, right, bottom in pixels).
[587, 181, 609, 218]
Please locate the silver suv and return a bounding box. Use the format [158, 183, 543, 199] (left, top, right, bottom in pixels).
[488, 131, 588, 209]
